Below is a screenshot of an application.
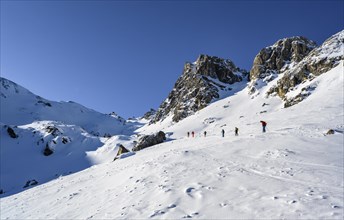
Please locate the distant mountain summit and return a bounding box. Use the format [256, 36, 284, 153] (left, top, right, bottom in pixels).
[0, 77, 126, 136]
[151, 54, 248, 123]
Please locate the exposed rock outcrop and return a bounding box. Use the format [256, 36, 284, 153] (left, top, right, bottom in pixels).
[7, 126, 18, 138]
[151, 54, 247, 123]
[132, 131, 166, 151]
[113, 144, 131, 161]
[23, 179, 38, 188]
[43, 143, 54, 156]
[326, 129, 335, 135]
[45, 125, 61, 137]
[249, 36, 317, 94]
[267, 30, 344, 106]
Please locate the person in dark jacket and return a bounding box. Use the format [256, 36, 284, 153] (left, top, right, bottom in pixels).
[187, 132, 190, 137]
[204, 131, 207, 137]
[221, 129, 225, 137]
[192, 131, 195, 138]
[260, 121, 267, 133]
[235, 127, 239, 136]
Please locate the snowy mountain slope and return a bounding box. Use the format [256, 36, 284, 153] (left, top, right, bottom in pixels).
[1, 30, 343, 219]
[0, 77, 142, 197]
[0, 121, 105, 196]
[1, 61, 342, 219]
[0, 77, 126, 136]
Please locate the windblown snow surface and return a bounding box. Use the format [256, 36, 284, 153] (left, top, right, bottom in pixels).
[0, 62, 343, 219]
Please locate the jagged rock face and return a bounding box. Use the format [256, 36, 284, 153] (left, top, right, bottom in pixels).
[151, 54, 247, 123]
[194, 55, 245, 84]
[250, 36, 317, 80]
[267, 30, 344, 106]
[249, 36, 317, 94]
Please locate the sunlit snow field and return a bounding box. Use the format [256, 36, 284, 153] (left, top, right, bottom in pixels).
[1, 62, 343, 219]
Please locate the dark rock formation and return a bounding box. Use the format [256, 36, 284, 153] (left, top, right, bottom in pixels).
[7, 126, 18, 138]
[45, 126, 61, 137]
[62, 137, 70, 144]
[326, 129, 335, 135]
[132, 131, 166, 151]
[113, 144, 130, 161]
[23, 179, 38, 188]
[249, 36, 317, 94]
[43, 144, 53, 156]
[37, 100, 52, 107]
[151, 54, 247, 123]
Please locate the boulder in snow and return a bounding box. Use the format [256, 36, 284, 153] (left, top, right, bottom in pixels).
[326, 129, 335, 135]
[132, 131, 166, 151]
[43, 144, 54, 156]
[113, 144, 131, 161]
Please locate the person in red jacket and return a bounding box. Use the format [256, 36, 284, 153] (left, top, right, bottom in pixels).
[260, 121, 267, 133]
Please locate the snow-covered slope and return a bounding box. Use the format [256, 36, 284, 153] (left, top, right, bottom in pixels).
[0, 77, 126, 136]
[0, 77, 140, 197]
[1, 61, 342, 219]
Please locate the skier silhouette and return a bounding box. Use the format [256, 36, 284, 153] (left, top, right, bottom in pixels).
[221, 129, 225, 137]
[235, 127, 239, 136]
[192, 131, 195, 138]
[187, 132, 190, 137]
[260, 121, 267, 133]
[204, 131, 207, 137]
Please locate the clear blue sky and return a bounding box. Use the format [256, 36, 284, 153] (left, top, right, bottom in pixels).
[1, 0, 343, 118]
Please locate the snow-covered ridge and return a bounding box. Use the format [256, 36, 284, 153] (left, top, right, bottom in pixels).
[306, 29, 344, 64]
[270, 36, 317, 51]
[0, 77, 126, 136]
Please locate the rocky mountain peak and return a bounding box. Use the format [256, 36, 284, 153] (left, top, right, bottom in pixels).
[150, 54, 247, 124]
[267, 30, 343, 107]
[185, 54, 245, 83]
[248, 36, 317, 94]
